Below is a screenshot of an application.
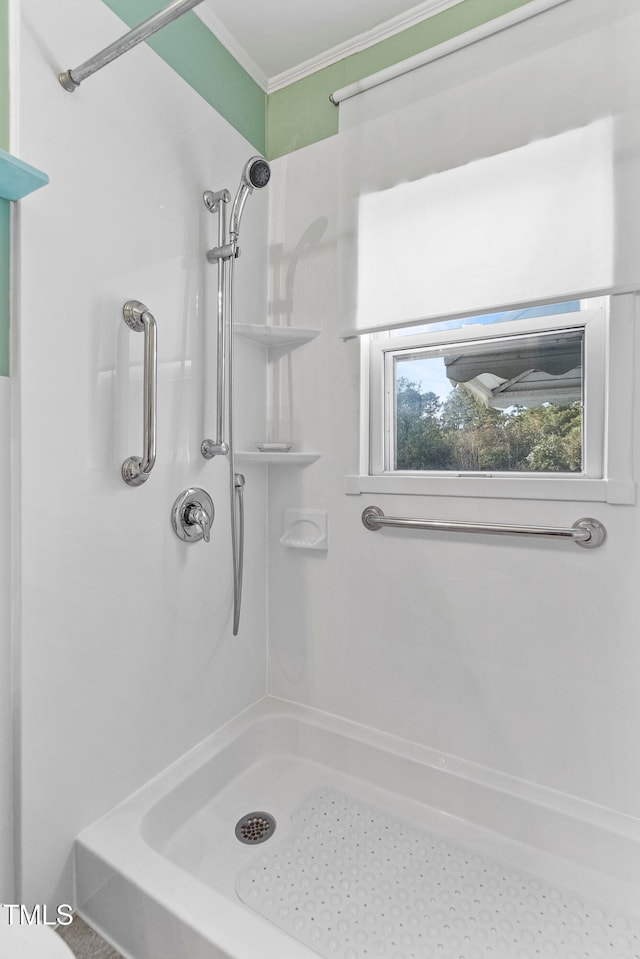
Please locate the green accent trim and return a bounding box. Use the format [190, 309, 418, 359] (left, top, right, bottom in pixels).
[267, 0, 536, 159]
[101, 1, 266, 153]
[0, 148, 49, 201]
[0, 0, 8, 152]
[0, 199, 9, 377]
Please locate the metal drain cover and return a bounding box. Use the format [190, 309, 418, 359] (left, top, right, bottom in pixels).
[235, 811, 276, 844]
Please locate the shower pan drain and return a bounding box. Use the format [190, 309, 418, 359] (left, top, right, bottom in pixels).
[235, 812, 276, 845]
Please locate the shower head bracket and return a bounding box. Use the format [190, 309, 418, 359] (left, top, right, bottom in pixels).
[203, 189, 231, 213]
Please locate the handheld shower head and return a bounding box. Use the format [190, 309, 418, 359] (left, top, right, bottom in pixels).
[230, 156, 271, 237]
[245, 156, 271, 190]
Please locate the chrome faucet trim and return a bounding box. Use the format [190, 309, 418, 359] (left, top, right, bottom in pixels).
[171, 488, 214, 544]
[184, 503, 211, 543]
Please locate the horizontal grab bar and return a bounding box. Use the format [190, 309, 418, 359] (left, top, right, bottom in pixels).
[122, 301, 157, 487]
[361, 506, 606, 549]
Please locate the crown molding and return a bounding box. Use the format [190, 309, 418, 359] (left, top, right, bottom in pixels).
[194, 0, 465, 95]
[193, 6, 269, 91]
[330, 0, 568, 105]
[267, 0, 465, 93]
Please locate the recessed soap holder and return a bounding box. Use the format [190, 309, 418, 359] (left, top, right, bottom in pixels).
[280, 509, 328, 550]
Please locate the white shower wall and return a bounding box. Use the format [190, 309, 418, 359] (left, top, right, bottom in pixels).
[0, 376, 13, 901]
[267, 135, 640, 825]
[14, 0, 268, 908]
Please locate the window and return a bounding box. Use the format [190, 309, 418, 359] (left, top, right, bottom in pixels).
[392, 313, 589, 475]
[349, 295, 636, 504]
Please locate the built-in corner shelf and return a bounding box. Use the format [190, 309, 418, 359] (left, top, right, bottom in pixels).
[235, 325, 322, 466]
[0, 148, 49, 201]
[235, 324, 320, 349]
[235, 452, 321, 466]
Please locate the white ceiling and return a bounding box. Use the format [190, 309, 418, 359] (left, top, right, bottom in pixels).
[194, 0, 462, 92]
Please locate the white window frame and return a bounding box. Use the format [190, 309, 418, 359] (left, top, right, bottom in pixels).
[346, 294, 636, 504]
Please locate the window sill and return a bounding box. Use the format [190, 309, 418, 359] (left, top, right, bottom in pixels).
[344, 474, 636, 505]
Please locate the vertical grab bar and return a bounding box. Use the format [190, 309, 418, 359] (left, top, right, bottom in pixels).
[122, 300, 157, 487]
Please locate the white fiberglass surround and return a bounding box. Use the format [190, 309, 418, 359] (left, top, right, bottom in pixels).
[75, 698, 640, 959]
[14, 0, 268, 909]
[0, 377, 12, 901]
[265, 128, 640, 825]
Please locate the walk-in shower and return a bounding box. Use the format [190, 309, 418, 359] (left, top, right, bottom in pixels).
[74, 700, 640, 959]
[202, 157, 271, 635]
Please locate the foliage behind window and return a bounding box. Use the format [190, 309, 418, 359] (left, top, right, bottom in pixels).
[395, 378, 582, 473]
[391, 324, 584, 473]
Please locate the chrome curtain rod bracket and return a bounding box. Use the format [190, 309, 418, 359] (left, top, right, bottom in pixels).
[58, 0, 206, 92]
[361, 506, 606, 549]
[122, 301, 157, 487]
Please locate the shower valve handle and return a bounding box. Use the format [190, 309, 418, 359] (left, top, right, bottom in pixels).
[185, 504, 211, 543]
[171, 488, 214, 544]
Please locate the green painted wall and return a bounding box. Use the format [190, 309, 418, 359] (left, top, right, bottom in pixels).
[0, 0, 541, 376]
[102, 0, 537, 160]
[267, 0, 535, 159]
[101, 0, 266, 154]
[0, 0, 8, 152]
[1, 0, 9, 376]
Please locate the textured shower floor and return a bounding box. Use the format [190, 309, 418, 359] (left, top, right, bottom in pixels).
[236, 786, 640, 959]
[156, 751, 640, 959]
[76, 701, 640, 959]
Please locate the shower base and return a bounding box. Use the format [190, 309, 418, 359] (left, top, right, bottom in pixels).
[75, 698, 640, 959]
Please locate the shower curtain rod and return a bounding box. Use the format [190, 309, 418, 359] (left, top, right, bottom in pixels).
[58, 0, 206, 92]
[329, 0, 570, 106]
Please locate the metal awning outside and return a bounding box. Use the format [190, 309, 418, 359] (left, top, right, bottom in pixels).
[444, 330, 583, 409]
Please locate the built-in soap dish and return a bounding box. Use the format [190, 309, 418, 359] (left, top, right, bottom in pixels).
[280, 509, 328, 550]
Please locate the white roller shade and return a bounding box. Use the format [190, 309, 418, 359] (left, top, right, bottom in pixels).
[338, 0, 640, 337]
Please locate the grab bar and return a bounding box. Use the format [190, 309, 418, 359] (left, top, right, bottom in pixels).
[122, 300, 157, 487]
[361, 506, 606, 549]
